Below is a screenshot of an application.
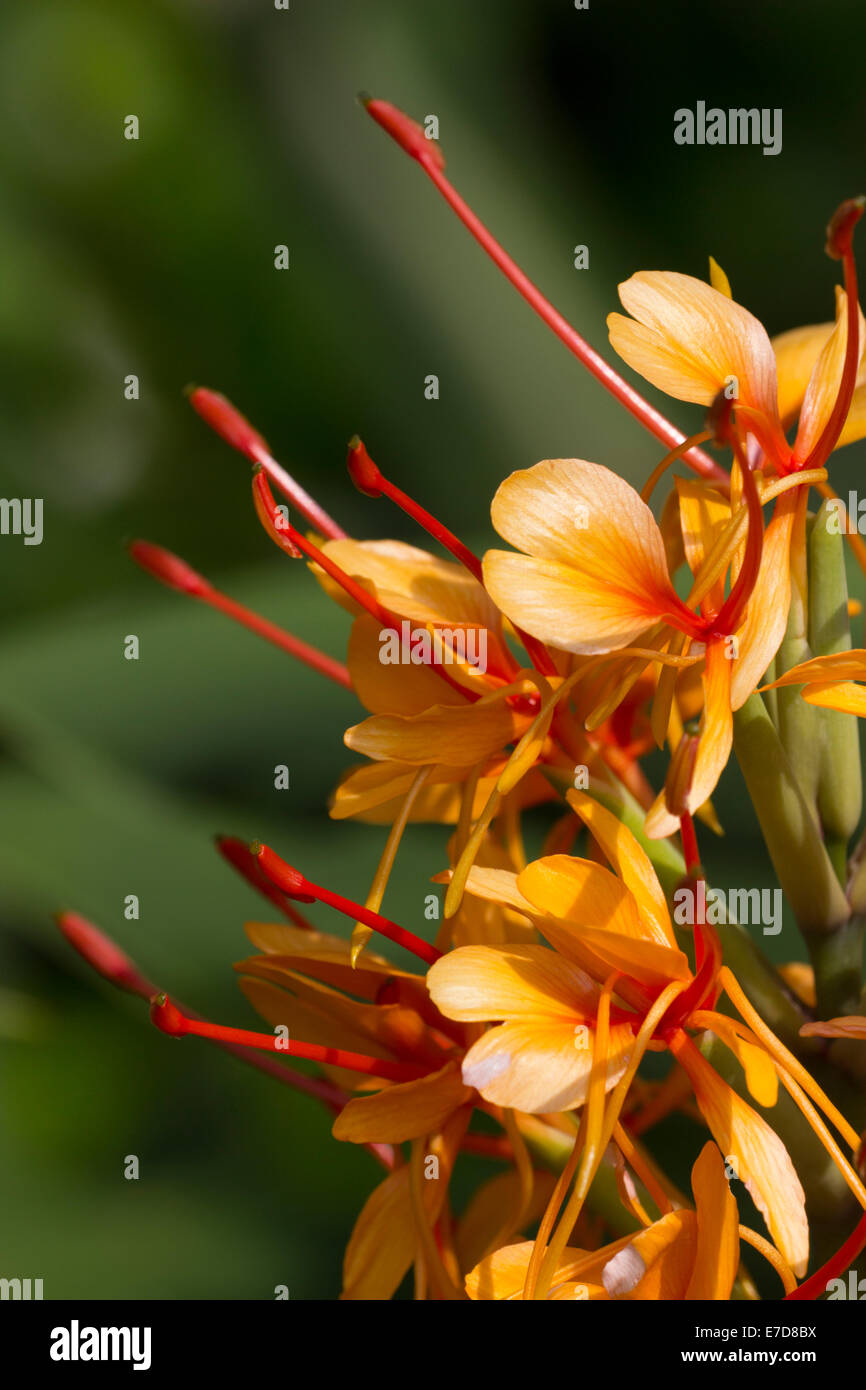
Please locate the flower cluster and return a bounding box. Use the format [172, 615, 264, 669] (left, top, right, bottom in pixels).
[59, 100, 866, 1301]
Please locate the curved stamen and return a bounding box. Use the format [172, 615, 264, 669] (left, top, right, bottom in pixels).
[800, 197, 865, 472]
[362, 98, 726, 484]
[347, 436, 558, 676]
[785, 1208, 866, 1300]
[189, 386, 347, 539]
[711, 433, 764, 636]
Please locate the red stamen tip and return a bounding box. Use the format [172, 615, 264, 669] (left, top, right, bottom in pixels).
[55, 911, 155, 998]
[360, 96, 445, 170]
[252, 842, 317, 902]
[150, 993, 189, 1037]
[826, 197, 866, 260]
[129, 540, 210, 597]
[346, 435, 383, 497]
[187, 386, 270, 464]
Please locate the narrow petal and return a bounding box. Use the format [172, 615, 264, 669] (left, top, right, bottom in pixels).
[772, 321, 834, 425]
[793, 287, 866, 465]
[685, 1142, 740, 1299]
[646, 638, 733, 839]
[344, 695, 521, 766]
[800, 1014, 866, 1040]
[332, 1062, 470, 1143]
[729, 491, 798, 710]
[673, 1035, 809, 1277]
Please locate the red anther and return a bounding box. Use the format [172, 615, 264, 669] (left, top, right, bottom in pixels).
[361, 96, 445, 170]
[55, 912, 156, 999]
[188, 386, 270, 464]
[347, 436, 383, 497]
[254, 842, 443, 965]
[129, 541, 211, 597]
[252, 467, 394, 626]
[250, 844, 317, 902]
[150, 993, 189, 1037]
[826, 197, 866, 261]
[215, 836, 315, 928]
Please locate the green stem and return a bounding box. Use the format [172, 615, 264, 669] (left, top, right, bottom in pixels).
[807, 915, 865, 1018]
[733, 694, 850, 934]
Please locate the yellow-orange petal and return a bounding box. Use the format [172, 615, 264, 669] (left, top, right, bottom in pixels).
[729, 490, 798, 710]
[792, 287, 866, 465]
[347, 614, 467, 715]
[685, 1142, 740, 1299]
[317, 536, 500, 631]
[565, 789, 675, 946]
[772, 321, 835, 426]
[672, 1035, 809, 1277]
[332, 1061, 470, 1143]
[458, 1016, 634, 1113]
[484, 459, 683, 654]
[602, 1210, 696, 1299]
[646, 638, 733, 839]
[344, 695, 521, 766]
[608, 272, 784, 448]
[517, 855, 643, 937]
[426, 943, 597, 1022]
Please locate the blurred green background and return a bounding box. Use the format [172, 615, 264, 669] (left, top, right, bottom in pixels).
[2, 0, 865, 1298]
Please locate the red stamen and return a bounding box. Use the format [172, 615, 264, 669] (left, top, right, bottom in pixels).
[679, 812, 701, 877]
[55, 912, 345, 1108]
[252, 470, 392, 622]
[55, 911, 156, 998]
[711, 442, 764, 636]
[785, 1207, 866, 1300]
[799, 197, 865, 471]
[215, 835, 315, 929]
[347, 436, 558, 677]
[130, 540, 352, 689]
[188, 386, 347, 540]
[362, 99, 726, 484]
[253, 842, 443, 965]
[150, 993, 428, 1082]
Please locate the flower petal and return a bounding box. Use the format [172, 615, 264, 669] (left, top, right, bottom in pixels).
[608, 273, 784, 455]
[484, 459, 684, 654]
[685, 1142, 740, 1299]
[566, 789, 675, 946]
[332, 1062, 470, 1143]
[673, 1034, 809, 1277]
[427, 943, 597, 1022]
[344, 695, 521, 766]
[459, 1015, 634, 1113]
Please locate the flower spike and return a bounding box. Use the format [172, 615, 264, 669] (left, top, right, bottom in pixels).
[361, 98, 726, 483]
[188, 386, 347, 540]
